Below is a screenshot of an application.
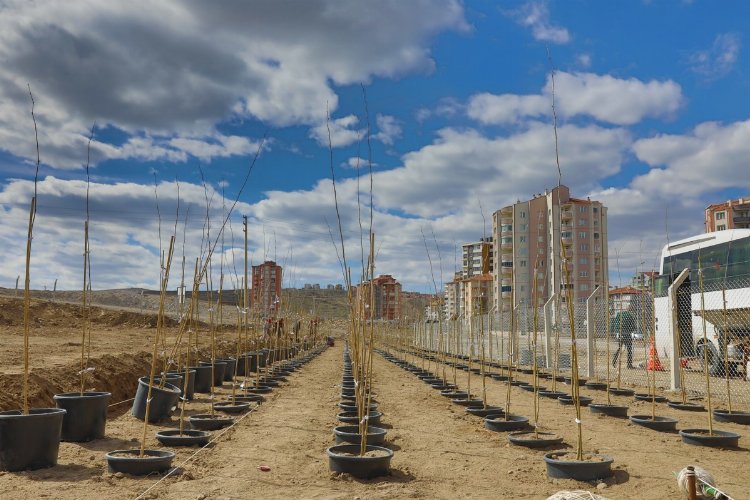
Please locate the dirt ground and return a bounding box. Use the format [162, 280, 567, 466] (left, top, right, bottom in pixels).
[0, 297, 748, 499]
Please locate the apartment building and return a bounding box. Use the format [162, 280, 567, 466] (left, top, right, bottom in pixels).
[462, 273, 493, 318]
[491, 185, 608, 312]
[443, 272, 461, 320]
[252, 260, 283, 316]
[705, 196, 750, 232]
[356, 274, 402, 321]
[462, 237, 493, 277]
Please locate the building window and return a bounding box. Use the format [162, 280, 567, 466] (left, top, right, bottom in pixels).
[537, 235, 545, 242]
[580, 284, 589, 291]
[519, 236, 526, 243]
[579, 205, 587, 213]
[580, 244, 588, 251]
[593, 232, 600, 240]
[578, 219, 587, 225]
[716, 212, 726, 220]
[593, 207, 599, 213]
[520, 211, 527, 218]
[580, 257, 588, 264]
[717, 224, 726, 230]
[520, 223, 528, 231]
[538, 223, 544, 230]
[580, 271, 589, 278]
[578, 232, 587, 239]
[537, 248, 544, 254]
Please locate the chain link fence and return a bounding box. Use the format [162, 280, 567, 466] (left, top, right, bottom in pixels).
[423, 277, 750, 408]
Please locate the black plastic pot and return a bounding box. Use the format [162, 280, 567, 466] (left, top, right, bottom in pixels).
[155, 429, 211, 447]
[430, 383, 456, 391]
[507, 430, 562, 447]
[563, 377, 587, 386]
[519, 384, 538, 392]
[105, 449, 175, 475]
[490, 374, 508, 381]
[53, 391, 110, 442]
[713, 409, 750, 425]
[484, 414, 528, 432]
[0, 408, 66, 471]
[441, 390, 470, 399]
[589, 404, 628, 418]
[189, 414, 234, 431]
[608, 387, 635, 397]
[466, 406, 504, 417]
[510, 380, 527, 387]
[538, 390, 567, 399]
[227, 394, 264, 404]
[558, 395, 593, 407]
[337, 411, 383, 426]
[131, 378, 181, 423]
[679, 429, 740, 447]
[543, 451, 614, 480]
[216, 358, 237, 381]
[190, 365, 213, 393]
[166, 370, 196, 400]
[199, 360, 227, 386]
[333, 425, 387, 446]
[245, 385, 273, 394]
[327, 444, 393, 479]
[451, 398, 484, 407]
[629, 415, 678, 432]
[422, 377, 442, 385]
[634, 393, 667, 402]
[667, 401, 705, 412]
[153, 374, 183, 393]
[338, 403, 378, 413]
[213, 401, 251, 414]
[584, 381, 608, 391]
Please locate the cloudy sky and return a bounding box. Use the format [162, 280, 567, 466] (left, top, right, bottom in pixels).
[1, 0, 749, 292]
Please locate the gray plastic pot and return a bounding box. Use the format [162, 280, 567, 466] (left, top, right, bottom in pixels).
[53, 391, 111, 442]
[189, 365, 213, 393]
[0, 408, 66, 471]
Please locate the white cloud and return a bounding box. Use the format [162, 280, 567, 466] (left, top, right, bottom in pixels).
[341, 157, 377, 169]
[509, 1, 570, 44]
[0, 0, 468, 168]
[576, 53, 592, 68]
[373, 114, 402, 145]
[467, 72, 683, 126]
[688, 33, 741, 80]
[309, 114, 363, 148]
[415, 97, 464, 123]
[632, 119, 750, 197]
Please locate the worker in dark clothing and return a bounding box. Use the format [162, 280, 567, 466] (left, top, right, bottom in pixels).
[612, 311, 636, 368]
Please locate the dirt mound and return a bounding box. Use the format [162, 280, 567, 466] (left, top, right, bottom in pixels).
[0, 296, 173, 329]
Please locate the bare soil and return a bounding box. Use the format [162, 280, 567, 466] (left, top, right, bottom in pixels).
[0, 297, 748, 498]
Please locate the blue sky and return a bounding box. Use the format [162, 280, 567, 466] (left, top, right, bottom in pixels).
[0, 0, 749, 292]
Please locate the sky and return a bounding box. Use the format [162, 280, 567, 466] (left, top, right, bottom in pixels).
[0, 0, 749, 293]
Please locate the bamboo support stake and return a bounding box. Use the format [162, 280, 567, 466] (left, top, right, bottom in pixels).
[697, 255, 714, 435]
[22, 197, 36, 415]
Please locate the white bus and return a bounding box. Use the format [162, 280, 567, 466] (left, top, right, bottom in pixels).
[653, 229, 750, 375]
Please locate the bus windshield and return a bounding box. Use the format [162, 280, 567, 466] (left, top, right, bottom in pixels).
[661, 236, 750, 289]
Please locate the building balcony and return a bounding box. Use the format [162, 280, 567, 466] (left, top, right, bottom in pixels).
[561, 210, 572, 221]
[501, 266, 512, 275]
[501, 217, 513, 226]
[501, 291, 513, 299]
[561, 235, 572, 245]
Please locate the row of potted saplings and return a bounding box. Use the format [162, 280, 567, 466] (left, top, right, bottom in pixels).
[0, 341, 324, 474]
[392, 344, 745, 450]
[326, 348, 394, 479]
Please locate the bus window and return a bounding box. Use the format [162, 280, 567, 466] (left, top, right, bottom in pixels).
[728, 238, 750, 280]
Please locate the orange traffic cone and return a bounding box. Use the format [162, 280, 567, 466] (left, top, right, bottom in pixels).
[647, 338, 665, 371]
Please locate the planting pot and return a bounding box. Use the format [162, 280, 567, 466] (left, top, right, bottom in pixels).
[543, 451, 614, 480]
[189, 365, 213, 394]
[0, 408, 66, 471]
[213, 401, 251, 414]
[333, 425, 387, 446]
[608, 387, 635, 397]
[105, 449, 175, 475]
[337, 411, 383, 426]
[667, 401, 705, 412]
[227, 394, 264, 404]
[563, 377, 587, 386]
[679, 429, 740, 447]
[537, 373, 552, 380]
[484, 414, 528, 432]
[246, 385, 273, 394]
[216, 358, 237, 381]
[188, 414, 234, 431]
[53, 391, 111, 442]
[558, 395, 593, 407]
[538, 390, 567, 399]
[441, 390, 470, 399]
[451, 398, 484, 407]
[490, 374, 509, 381]
[519, 384, 538, 392]
[629, 415, 678, 432]
[510, 380, 527, 387]
[131, 378, 181, 423]
[466, 406, 504, 417]
[259, 378, 281, 387]
[338, 403, 378, 413]
[153, 374, 183, 395]
[589, 404, 628, 418]
[327, 444, 393, 479]
[634, 393, 667, 402]
[430, 383, 456, 391]
[422, 377, 442, 385]
[340, 393, 356, 402]
[155, 429, 211, 447]
[199, 361, 227, 386]
[713, 409, 750, 425]
[518, 368, 534, 375]
[508, 430, 562, 447]
[584, 381, 608, 391]
[166, 370, 196, 400]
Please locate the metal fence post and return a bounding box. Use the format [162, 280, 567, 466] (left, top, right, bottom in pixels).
[543, 294, 555, 369]
[668, 269, 690, 391]
[586, 285, 600, 378]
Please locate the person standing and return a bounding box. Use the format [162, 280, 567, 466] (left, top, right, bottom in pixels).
[612, 311, 635, 368]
